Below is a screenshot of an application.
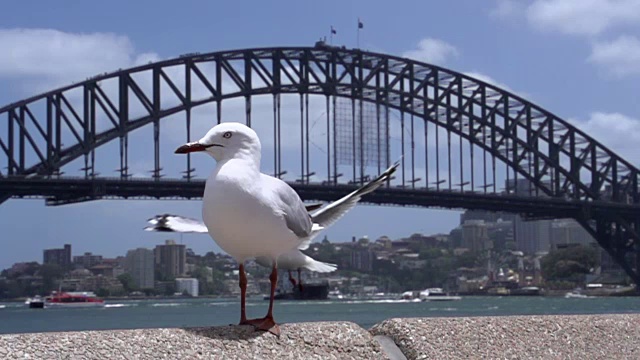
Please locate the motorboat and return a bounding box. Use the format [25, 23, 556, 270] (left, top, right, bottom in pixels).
[419, 288, 462, 301]
[25, 295, 45, 309]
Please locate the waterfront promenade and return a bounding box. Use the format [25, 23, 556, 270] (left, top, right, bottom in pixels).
[1, 314, 638, 359]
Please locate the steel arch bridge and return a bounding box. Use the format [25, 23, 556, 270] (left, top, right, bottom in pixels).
[1, 45, 639, 285]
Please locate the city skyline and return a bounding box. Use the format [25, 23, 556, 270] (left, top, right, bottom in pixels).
[2, 0, 640, 269]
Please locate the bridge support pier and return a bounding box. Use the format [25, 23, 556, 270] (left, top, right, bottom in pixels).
[578, 217, 640, 290]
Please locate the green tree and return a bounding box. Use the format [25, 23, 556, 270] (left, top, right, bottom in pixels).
[541, 245, 599, 282]
[117, 273, 137, 293]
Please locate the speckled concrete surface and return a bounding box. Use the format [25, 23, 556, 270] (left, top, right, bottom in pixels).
[370, 314, 640, 360]
[2, 315, 639, 359]
[0, 322, 388, 360]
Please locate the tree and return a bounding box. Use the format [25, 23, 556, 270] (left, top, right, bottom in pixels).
[541, 245, 599, 282]
[117, 273, 137, 293]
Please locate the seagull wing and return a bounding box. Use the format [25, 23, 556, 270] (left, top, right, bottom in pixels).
[144, 214, 208, 233]
[296, 161, 399, 250]
[265, 175, 313, 240]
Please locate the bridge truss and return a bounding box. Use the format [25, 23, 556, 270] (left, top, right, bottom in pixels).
[0, 45, 639, 285]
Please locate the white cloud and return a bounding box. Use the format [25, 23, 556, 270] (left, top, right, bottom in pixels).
[0, 28, 159, 91]
[491, 0, 640, 36]
[490, 0, 527, 19]
[588, 35, 640, 76]
[569, 112, 640, 164]
[526, 0, 640, 36]
[402, 38, 459, 65]
[463, 72, 514, 93]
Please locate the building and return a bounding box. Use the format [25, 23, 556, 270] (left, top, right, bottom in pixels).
[43, 244, 72, 268]
[350, 249, 374, 272]
[175, 278, 199, 297]
[124, 248, 155, 290]
[73, 252, 103, 269]
[550, 219, 595, 248]
[461, 220, 492, 253]
[154, 240, 186, 280]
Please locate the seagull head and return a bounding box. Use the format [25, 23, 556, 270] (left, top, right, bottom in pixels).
[174, 122, 261, 162]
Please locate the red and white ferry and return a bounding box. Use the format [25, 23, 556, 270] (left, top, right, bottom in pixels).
[44, 291, 105, 308]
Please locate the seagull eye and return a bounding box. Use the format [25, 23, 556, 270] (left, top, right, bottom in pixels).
[223, 132, 232, 139]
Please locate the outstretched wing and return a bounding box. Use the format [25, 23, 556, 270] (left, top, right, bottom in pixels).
[310, 161, 399, 230]
[293, 162, 399, 251]
[145, 214, 208, 233]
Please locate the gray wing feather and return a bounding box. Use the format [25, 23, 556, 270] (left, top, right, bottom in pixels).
[266, 175, 313, 239]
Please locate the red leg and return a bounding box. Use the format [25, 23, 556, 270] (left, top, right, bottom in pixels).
[256, 264, 281, 336]
[297, 268, 304, 292]
[288, 270, 297, 288]
[238, 263, 249, 325]
[238, 264, 263, 327]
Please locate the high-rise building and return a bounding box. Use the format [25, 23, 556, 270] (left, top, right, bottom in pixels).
[175, 278, 199, 297]
[43, 244, 72, 268]
[350, 249, 374, 272]
[73, 252, 103, 269]
[550, 219, 595, 248]
[154, 240, 186, 280]
[506, 178, 553, 254]
[125, 248, 155, 290]
[461, 220, 492, 253]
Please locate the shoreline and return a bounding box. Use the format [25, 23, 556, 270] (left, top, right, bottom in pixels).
[1, 314, 638, 359]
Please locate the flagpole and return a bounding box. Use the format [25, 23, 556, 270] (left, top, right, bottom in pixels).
[356, 18, 363, 49]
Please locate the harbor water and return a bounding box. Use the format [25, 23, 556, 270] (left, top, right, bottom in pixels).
[1, 295, 639, 334]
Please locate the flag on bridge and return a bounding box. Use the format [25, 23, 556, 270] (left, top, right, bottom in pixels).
[358, 19, 364, 29]
[331, 26, 337, 34]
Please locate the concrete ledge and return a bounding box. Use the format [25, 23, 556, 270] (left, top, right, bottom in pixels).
[371, 314, 640, 359]
[1, 315, 639, 359]
[0, 322, 388, 360]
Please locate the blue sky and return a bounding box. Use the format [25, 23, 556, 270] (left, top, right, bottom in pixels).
[1, 0, 639, 269]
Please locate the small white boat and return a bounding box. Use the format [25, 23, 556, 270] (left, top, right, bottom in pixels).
[420, 288, 462, 301]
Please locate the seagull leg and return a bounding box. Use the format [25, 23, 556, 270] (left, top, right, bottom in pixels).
[297, 268, 304, 292]
[256, 264, 281, 337]
[237, 263, 262, 327]
[288, 270, 297, 288]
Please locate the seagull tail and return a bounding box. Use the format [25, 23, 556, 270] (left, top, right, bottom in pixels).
[304, 259, 338, 273]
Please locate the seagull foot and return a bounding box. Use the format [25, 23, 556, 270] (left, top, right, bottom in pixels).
[256, 317, 281, 337]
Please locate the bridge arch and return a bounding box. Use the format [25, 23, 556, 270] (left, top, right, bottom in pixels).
[1, 46, 639, 284]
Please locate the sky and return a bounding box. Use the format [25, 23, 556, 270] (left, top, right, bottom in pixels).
[1, 0, 639, 269]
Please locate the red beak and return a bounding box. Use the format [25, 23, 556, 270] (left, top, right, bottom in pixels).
[175, 142, 208, 154]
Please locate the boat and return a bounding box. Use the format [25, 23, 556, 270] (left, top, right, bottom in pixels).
[510, 286, 542, 296]
[269, 282, 330, 301]
[44, 291, 105, 308]
[25, 295, 45, 309]
[564, 290, 593, 299]
[419, 288, 462, 301]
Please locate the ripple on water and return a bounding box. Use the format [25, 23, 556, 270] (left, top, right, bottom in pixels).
[104, 304, 138, 308]
[151, 303, 187, 307]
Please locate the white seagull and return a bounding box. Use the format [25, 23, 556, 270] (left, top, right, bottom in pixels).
[144, 213, 338, 291]
[172, 122, 398, 336]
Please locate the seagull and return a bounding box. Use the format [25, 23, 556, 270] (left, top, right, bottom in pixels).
[172, 122, 398, 336]
[144, 213, 338, 292]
